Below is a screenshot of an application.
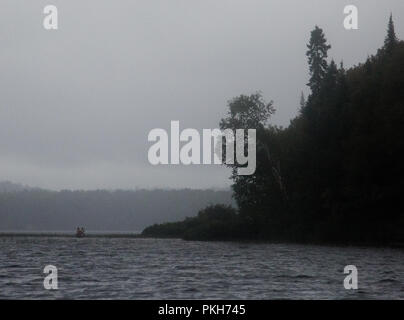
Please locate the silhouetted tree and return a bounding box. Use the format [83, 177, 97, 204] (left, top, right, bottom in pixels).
[306, 26, 331, 94]
[384, 14, 398, 54]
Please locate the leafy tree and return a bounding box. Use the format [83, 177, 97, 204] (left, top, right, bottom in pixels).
[219, 92, 274, 132]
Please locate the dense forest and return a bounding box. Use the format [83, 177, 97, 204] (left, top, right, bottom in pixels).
[143, 16, 404, 244]
[0, 187, 233, 231]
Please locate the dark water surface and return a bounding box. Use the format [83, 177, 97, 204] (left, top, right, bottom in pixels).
[0, 237, 403, 299]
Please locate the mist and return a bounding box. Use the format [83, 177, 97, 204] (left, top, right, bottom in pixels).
[0, 0, 402, 190]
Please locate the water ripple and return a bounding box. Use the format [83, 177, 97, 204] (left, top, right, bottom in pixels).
[0, 237, 403, 299]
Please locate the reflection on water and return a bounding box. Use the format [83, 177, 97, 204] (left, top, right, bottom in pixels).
[0, 237, 403, 299]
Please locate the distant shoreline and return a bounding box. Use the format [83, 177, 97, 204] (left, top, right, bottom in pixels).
[0, 232, 143, 239]
[1, 232, 404, 250]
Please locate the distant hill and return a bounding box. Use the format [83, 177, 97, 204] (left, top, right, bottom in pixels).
[0, 181, 33, 193]
[0, 186, 234, 231]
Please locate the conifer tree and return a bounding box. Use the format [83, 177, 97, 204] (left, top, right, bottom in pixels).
[306, 26, 331, 94]
[384, 14, 398, 54]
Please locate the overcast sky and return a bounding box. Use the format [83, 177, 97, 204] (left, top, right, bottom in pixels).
[0, 0, 403, 190]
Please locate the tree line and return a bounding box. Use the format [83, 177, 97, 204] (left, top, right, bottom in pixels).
[143, 16, 404, 244]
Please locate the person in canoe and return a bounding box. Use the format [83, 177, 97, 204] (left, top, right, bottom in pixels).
[76, 227, 85, 238]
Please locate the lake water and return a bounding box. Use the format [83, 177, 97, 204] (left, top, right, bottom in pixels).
[0, 236, 403, 299]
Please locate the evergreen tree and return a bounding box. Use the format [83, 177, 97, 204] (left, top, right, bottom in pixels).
[322, 60, 338, 92]
[384, 14, 398, 54]
[306, 26, 331, 94]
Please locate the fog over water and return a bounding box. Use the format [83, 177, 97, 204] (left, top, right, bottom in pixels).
[0, 0, 403, 190]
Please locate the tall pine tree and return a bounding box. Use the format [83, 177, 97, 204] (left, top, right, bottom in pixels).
[306, 26, 331, 94]
[384, 14, 398, 54]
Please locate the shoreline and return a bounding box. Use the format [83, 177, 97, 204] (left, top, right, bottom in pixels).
[0, 232, 143, 239]
[1, 232, 403, 249]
